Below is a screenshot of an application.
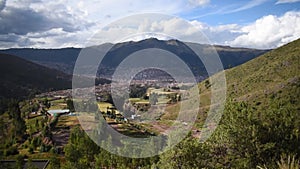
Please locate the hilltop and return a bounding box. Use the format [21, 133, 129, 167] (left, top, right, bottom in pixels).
[0, 39, 268, 80]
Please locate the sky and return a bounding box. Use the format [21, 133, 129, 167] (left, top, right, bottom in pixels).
[0, 0, 299, 49]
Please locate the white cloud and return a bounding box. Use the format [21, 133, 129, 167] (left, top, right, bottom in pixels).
[276, 0, 300, 4]
[228, 11, 300, 49]
[88, 16, 205, 45]
[0, 0, 205, 48]
[190, 21, 242, 45]
[188, 0, 210, 7]
[0, 1, 299, 49]
[189, 11, 300, 49]
[87, 16, 244, 47]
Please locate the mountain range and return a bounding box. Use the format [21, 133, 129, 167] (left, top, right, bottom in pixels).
[0, 38, 274, 99]
[0, 38, 268, 80]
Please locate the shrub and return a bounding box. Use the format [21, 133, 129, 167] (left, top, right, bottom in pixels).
[28, 146, 34, 154]
[4, 146, 19, 156]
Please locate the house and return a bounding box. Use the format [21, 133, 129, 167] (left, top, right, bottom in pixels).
[47, 109, 70, 116]
[131, 114, 141, 120]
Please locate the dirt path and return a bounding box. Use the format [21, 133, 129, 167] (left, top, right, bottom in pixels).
[148, 122, 170, 135]
[52, 116, 79, 149]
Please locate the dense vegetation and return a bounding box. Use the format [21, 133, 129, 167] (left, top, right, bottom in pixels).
[58, 97, 298, 168]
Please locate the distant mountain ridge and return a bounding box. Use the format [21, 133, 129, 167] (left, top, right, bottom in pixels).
[0, 47, 81, 75]
[0, 39, 268, 80]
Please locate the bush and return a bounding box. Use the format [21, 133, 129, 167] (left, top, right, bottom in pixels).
[31, 137, 41, 149]
[220, 101, 300, 168]
[28, 146, 34, 154]
[4, 146, 19, 156]
[40, 144, 52, 153]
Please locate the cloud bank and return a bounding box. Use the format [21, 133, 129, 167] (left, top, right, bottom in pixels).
[229, 11, 300, 49]
[0, 1, 299, 49]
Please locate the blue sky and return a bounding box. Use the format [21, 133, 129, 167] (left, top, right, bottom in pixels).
[183, 0, 300, 25]
[0, 0, 299, 49]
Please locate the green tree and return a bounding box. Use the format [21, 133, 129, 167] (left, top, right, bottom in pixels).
[41, 98, 51, 109]
[15, 154, 25, 169]
[35, 118, 39, 128]
[204, 79, 210, 89]
[7, 100, 26, 139]
[220, 100, 300, 168]
[158, 135, 212, 168]
[66, 99, 75, 112]
[48, 154, 61, 169]
[64, 126, 100, 168]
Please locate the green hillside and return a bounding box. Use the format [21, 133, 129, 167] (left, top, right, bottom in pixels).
[226, 38, 299, 99]
[156, 39, 299, 168]
[162, 39, 299, 124]
[0, 53, 71, 100]
[198, 38, 299, 110]
[191, 38, 300, 168]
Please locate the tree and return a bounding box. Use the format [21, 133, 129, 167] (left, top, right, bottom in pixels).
[48, 154, 61, 169]
[66, 99, 75, 112]
[28, 146, 34, 154]
[7, 100, 26, 139]
[15, 154, 25, 169]
[35, 119, 39, 128]
[220, 100, 300, 168]
[41, 98, 50, 109]
[158, 135, 212, 168]
[204, 80, 210, 89]
[64, 126, 100, 168]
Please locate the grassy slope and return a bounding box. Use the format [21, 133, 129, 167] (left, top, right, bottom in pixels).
[198, 38, 300, 112]
[161, 39, 300, 128]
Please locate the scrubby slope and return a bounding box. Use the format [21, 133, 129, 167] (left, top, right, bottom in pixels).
[198, 38, 300, 111]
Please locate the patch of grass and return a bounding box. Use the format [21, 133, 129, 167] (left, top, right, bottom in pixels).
[56, 116, 79, 128]
[97, 102, 113, 112]
[49, 99, 67, 110]
[51, 99, 65, 104]
[26, 115, 44, 133]
[161, 104, 180, 120]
